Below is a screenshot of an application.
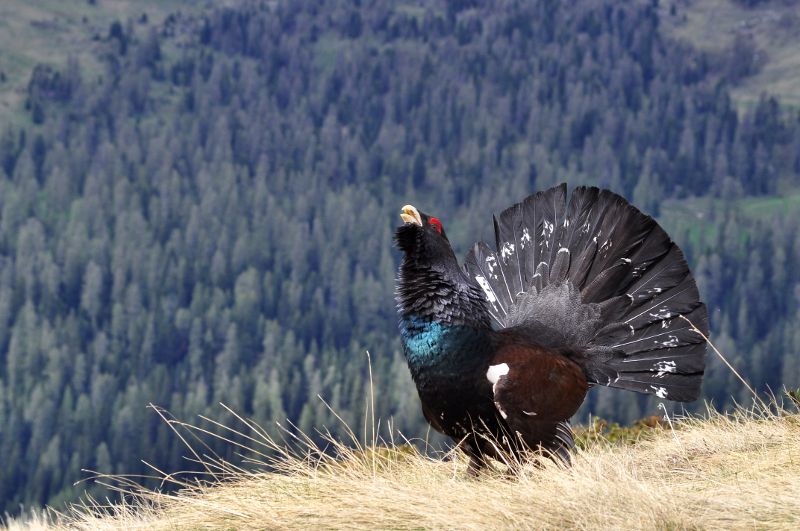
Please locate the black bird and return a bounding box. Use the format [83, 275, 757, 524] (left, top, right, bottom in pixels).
[395, 184, 708, 471]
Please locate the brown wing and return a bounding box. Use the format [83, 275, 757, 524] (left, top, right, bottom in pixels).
[487, 343, 588, 462]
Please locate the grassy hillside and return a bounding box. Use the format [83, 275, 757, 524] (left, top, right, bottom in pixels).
[660, 188, 800, 227]
[3, 403, 799, 531]
[657, 188, 800, 259]
[0, 0, 207, 126]
[661, 0, 800, 109]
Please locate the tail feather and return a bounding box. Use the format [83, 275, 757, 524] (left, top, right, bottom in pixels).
[624, 224, 672, 279]
[520, 192, 543, 286]
[582, 194, 631, 278]
[533, 262, 549, 292]
[564, 189, 614, 275]
[623, 275, 702, 330]
[567, 239, 597, 288]
[617, 341, 707, 373]
[585, 199, 656, 287]
[555, 186, 601, 260]
[492, 208, 525, 301]
[549, 248, 570, 284]
[580, 259, 633, 304]
[626, 245, 691, 309]
[610, 305, 707, 354]
[462, 184, 709, 402]
[553, 420, 575, 463]
[540, 183, 568, 271]
[591, 303, 708, 402]
[612, 371, 704, 402]
[464, 241, 509, 324]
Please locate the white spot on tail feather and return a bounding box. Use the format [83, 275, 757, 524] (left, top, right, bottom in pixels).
[523, 411, 537, 416]
[475, 276, 497, 303]
[485, 255, 498, 278]
[521, 228, 531, 247]
[651, 308, 673, 320]
[651, 386, 668, 398]
[501, 242, 515, 261]
[659, 335, 680, 348]
[558, 247, 569, 254]
[655, 361, 677, 378]
[541, 221, 554, 248]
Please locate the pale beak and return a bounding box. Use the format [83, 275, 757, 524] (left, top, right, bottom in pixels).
[400, 205, 422, 226]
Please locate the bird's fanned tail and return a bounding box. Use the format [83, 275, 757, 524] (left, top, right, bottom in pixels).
[463, 184, 708, 402]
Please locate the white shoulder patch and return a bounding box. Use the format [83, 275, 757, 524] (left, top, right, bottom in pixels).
[486, 363, 509, 385]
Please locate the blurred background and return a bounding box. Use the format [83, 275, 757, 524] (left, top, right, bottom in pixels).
[1, 0, 800, 515]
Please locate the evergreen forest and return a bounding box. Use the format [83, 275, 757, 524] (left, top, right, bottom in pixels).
[2, 0, 800, 513]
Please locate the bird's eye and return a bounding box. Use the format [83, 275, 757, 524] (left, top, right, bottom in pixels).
[429, 218, 443, 234]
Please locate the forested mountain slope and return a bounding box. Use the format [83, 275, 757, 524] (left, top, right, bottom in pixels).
[1, 0, 800, 513]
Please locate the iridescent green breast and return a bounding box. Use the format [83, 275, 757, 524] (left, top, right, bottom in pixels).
[399, 314, 492, 378]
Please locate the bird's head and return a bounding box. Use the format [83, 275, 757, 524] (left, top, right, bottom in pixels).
[394, 205, 457, 273]
[395, 205, 492, 327]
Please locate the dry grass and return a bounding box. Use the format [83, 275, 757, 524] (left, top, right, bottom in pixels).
[2, 512, 52, 531]
[4, 399, 798, 531]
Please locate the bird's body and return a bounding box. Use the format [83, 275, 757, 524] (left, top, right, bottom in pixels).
[395, 184, 708, 470]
